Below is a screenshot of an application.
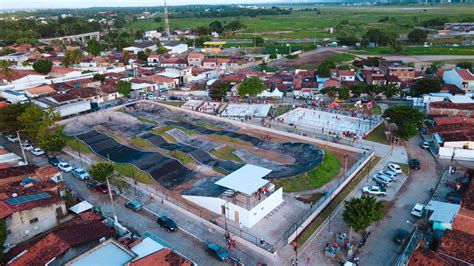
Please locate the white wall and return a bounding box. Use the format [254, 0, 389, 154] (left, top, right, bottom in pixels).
[56, 100, 92, 117]
[247, 188, 283, 227]
[438, 146, 474, 161]
[444, 141, 474, 150]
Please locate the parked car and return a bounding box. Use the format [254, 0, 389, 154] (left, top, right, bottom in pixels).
[125, 200, 143, 212]
[362, 186, 387, 196]
[144, 93, 157, 100]
[393, 229, 409, 244]
[95, 183, 109, 194]
[372, 174, 393, 187]
[206, 243, 229, 261]
[31, 147, 45, 156]
[157, 96, 166, 100]
[72, 168, 90, 180]
[21, 142, 34, 151]
[87, 180, 96, 188]
[420, 141, 430, 150]
[157, 215, 178, 232]
[168, 95, 179, 100]
[387, 163, 402, 174]
[378, 170, 397, 180]
[409, 159, 421, 170]
[58, 162, 73, 172]
[48, 156, 61, 166]
[6, 135, 18, 142]
[411, 203, 425, 218]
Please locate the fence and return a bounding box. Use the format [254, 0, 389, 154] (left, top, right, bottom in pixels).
[271, 151, 374, 252]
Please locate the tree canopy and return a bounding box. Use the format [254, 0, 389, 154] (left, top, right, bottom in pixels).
[456, 61, 472, 69]
[342, 195, 385, 233]
[238, 77, 265, 97]
[32, 59, 53, 74]
[117, 80, 132, 97]
[0, 103, 30, 133]
[209, 81, 230, 100]
[86, 39, 101, 56]
[407, 29, 428, 44]
[362, 29, 395, 47]
[89, 162, 115, 182]
[383, 105, 425, 141]
[62, 49, 83, 67]
[411, 78, 442, 96]
[317, 60, 336, 78]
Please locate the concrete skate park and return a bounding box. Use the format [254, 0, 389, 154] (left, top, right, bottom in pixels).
[62, 101, 369, 254]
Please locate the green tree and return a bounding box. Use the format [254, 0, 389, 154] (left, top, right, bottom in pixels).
[0, 60, 13, 77]
[362, 28, 392, 47]
[383, 105, 425, 140]
[89, 162, 115, 182]
[137, 51, 148, 61]
[93, 73, 106, 81]
[209, 81, 229, 100]
[38, 130, 66, 154]
[456, 61, 472, 69]
[269, 53, 277, 60]
[154, 17, 162, 23]
[32, 59, 53, 74]
[338, 87, 350, 100]
[381, 84, 400, 99]
[117, 80, 132, 97]
[338, 64, 351, 70]
[156, 47, 169, 54]
[62, 49, 83, 67]
[317, 60, 335, 78]
[407, 29, 428, 44]
[209, 20, 224, 34]
[18, 106, 59, 141]
[86, 39, 101, 56]
[411, 78, 442, 96]
[389, 40, 403, 54]
[426, 61, 444, 75]
[238, 76, 265, 97]
[0, 103, 30, 133]
[343, 195, 385, 233]
[255, 36, 264, 47]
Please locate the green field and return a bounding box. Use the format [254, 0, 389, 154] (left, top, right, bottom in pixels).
[65, 137, 92, 154]
[130, 136, 153, 149]
[210, 146, 243, 163]
[354, 46, 474, 56]
[124, 5, 474, 40]
[364, 123, 389, 145]
[114, 163, 154, 184]
[273, 151, 341, 192]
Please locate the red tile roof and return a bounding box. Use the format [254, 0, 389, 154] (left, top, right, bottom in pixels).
[0, 201, 13, 219]
[434, 116, 474, 126]
[55, 220, 114, 247]
[7, 233, 70, 266]
[0, 70, 42, 82]
[338, 70, 355, 76]
[0, 165, 38, 179]
[453, 208, 474, 235]
[187, 53, 204, 60]
[129, 248, 192, 266]
[438, 229, 474, 264]
[408, 248, 461, 266]
[462, 175, 474, 211]
[456, 69, 474, 80]
[4, 191, 64, 213]
[323, 79, 341, 88]
[430, 101, 474, 111]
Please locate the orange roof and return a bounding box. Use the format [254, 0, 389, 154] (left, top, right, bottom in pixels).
[217, 58, 230, 64]
[148, 54, 161, 59]
[456, 69, 474, 81]
[453, 208, 474, 235]
[149, 74, 175, 83]
[338, 70, 355, 76]
[51, 66, 76, 75]
[0, 70, 42, 82]
[0, 201, 13, 219]
[26, 85, 56, 96]
[434, 116, 474, 126]
[188, 53, 204, 59]
[0, 102, 7, 108]
[129, 248, 192, 266]
[35, 166, 60, 179]
[0, 148, 9, 155]
[8, 233, 70, 266]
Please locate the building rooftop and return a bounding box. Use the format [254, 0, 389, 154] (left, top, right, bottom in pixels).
[55, 220, 114, 247]
[3, 191, 63, 213]
[7, 233, 70, 266]
[129, 248, 192, 266]
[430, 101, 474, 111]
[438, 229, 474, 264]
[215, 164, 271, 195]
[0, 165, 38, 179]
[461, 175, 474, 211]
[455, 69, 474, 80]
[426, 200, 461, 224]
[453, 208, 474, 235]
[408, 247, 460, 266]
[67, 240, 135, 266]
[130, 237, 164, 259]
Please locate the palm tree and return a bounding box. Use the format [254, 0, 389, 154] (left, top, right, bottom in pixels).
[0, 60, 13, 77]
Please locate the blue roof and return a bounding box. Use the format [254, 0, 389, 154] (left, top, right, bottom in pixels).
[71, 242, 134, 266]
[6, 192, 51, 205]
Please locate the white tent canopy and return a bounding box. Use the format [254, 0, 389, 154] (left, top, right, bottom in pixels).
[258, 88, 283, 98]
[215, 164, 271, 195]
[69, 201, 94, 214]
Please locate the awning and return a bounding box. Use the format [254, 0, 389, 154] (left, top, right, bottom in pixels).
[215, 164, 271, 195]
[69, 201, 94, 214]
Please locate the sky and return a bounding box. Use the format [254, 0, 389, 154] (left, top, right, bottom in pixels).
[1, 0, 285, 10]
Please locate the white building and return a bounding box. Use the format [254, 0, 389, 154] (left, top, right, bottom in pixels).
[123, 42, 158, 55]
[0, 52, 29, 66]
[143, 30, 162, 40]
[443, 69, 474, 96]
[183, 164, 283, 228]
[162, 43, 189, 54]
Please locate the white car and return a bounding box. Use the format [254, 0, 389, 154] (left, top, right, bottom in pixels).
[362, 186, 387, 196]
[31, 147, 45, 156]
[6, 135, 18, 142]
[21, 143, 34, 151]
[157, 96, 166, 100]
[378, 170, 397, 181]
[411, 203, 425, 217]
[387, 163, 402, 174]
[58, 162, 73, 172]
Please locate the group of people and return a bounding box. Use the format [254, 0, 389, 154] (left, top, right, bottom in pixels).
[226, 233, 237, 249]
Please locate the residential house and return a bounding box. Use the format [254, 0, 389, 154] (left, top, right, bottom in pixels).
[25, 85, 57, 98]
[65, 239, 136, 266]
[443, 69, 474, 96]
[1, 191, 67, 247]
[147, 54, 161, 66]
[123, 42, 157, 55]
[0, 165, 62, 186]
[162, 43, 188, 54]
[187, 53, 205, 67]
[33, 93, 91, 117]
[203, 58, 218, 69]
[0, 53, 29, 66]
[364, 72, 386, 86]
[146, 74, 177, 90]
[143, 30, 162, 40]
[427, 101, 474, 117]
[379, 60, 415, 81]
[0, 70, 47, 90]
[432, 116, 474, 161]
[159, 57, 188, 68]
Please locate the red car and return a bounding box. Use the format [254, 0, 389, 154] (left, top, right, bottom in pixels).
[95, 184, 108, 194]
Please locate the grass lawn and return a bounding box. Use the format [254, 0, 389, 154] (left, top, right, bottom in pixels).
[273, 152, 341, 192]
[364, 123, 389, 145]
[326, 53, 356, 63]
[130, 137, 153, 149]
[399, 163, 409, 175]
[65, 137, 92, 153]
[169, 150, 196, 166]
[210, 146, 243, 163]
[151, 125, 195, 135]
[207, 134, 252, 146]
[296, 156, 381, 245]
[354, 46, 474, 56]
[273, 105, 293, 117]
[114, 163, 154, 184]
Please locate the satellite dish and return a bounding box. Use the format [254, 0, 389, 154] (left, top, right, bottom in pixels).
[12, 193, 18, 197]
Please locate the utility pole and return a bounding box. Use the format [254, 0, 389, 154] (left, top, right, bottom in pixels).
[344, 153, 349, 175]
[107, 154, 118, 224]
[163, 0, 171, 37]
[16, 131, 28, 165]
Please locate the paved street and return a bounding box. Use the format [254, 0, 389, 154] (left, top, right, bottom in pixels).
[0, 138, 265, 266]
